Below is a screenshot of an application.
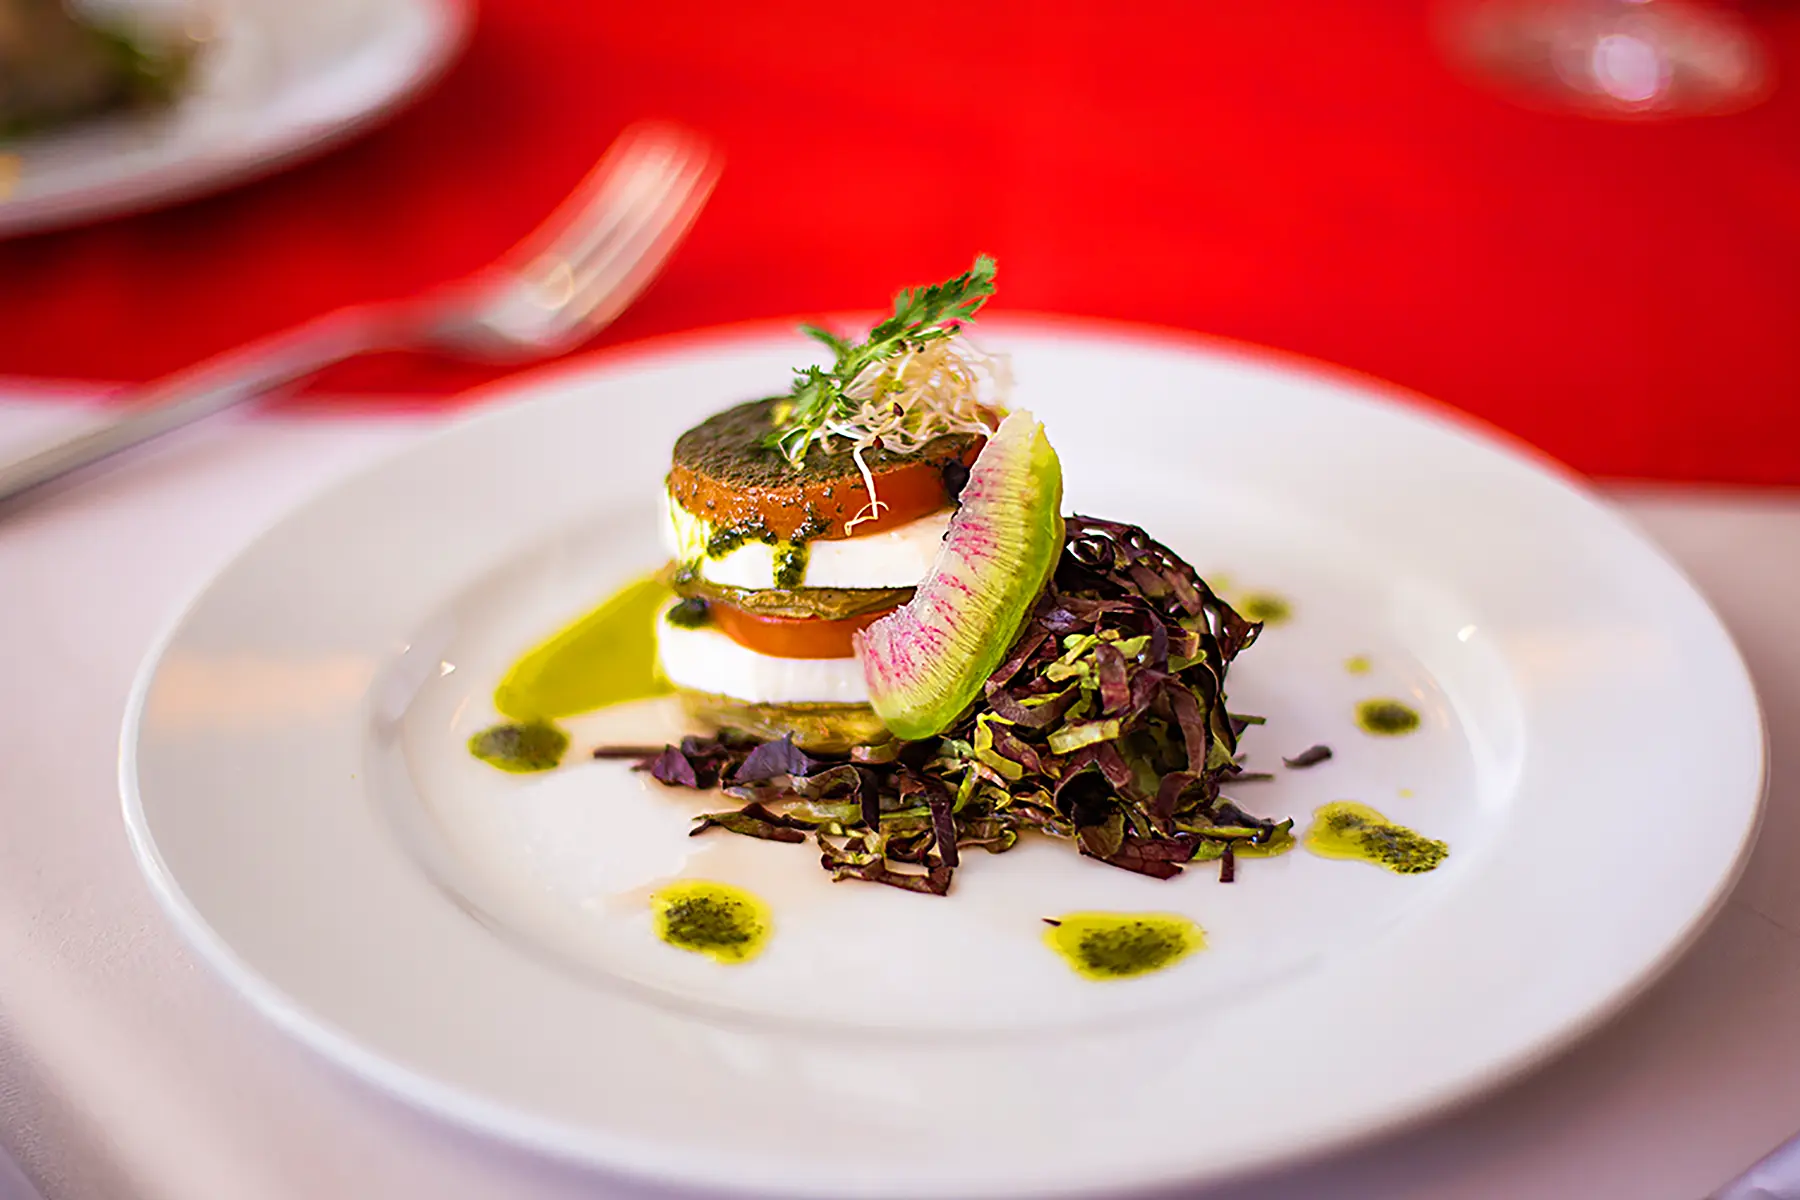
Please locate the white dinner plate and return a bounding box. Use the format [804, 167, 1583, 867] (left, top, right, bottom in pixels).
[0, 0, 467, 238]
[121, 319, 1766, 1198]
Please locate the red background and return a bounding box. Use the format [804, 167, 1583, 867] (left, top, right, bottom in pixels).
[2, 1, 1797, 485]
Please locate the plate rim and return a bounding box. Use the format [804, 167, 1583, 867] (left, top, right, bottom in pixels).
[118, 315, 1770, 1197]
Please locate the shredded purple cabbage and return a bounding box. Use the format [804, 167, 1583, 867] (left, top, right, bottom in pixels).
[620, 516, 1295, 896]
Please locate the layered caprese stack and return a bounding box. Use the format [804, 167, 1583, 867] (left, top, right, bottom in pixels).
[654, 256, 1064, 751]
[657, 399, 982, 749]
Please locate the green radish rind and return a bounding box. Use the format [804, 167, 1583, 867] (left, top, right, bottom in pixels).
[854, 411, 1065, 740]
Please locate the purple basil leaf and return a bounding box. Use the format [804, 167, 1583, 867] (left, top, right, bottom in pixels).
[732, 734, 820, 783]
[647, 745, 700, 788]
[926, 786, 960, 867]
[1145, 616, 1170, 668]
[1165, 684, 1210, 774]
[1076, 810, 1126, 860]
[1153, 771, 1202, 819]
[1094, 741, 1134, 790]
[1129, 666, 1173, 716]
[988, 625, 1051, 689]
[989, 723, 1045, 775]
[986, 684, 1076, 729]
[1095, 643, 1130, 715]
[859, 768, 882, 828]
[1090, 833, 1196, 880]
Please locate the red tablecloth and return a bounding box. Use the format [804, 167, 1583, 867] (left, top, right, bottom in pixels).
[2, 1, 1798, 485]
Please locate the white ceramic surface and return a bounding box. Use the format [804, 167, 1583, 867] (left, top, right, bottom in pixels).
[121, 321, 1766, 1199]
[0, 0, 467, 237]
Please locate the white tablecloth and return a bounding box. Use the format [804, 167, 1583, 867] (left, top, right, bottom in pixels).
[2, 393, 1796, 1200]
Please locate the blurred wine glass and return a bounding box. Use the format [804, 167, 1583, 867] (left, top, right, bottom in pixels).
[1440, 0, 1773, 118]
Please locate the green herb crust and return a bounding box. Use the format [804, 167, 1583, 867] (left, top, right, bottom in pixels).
[673, 397, 979, 491]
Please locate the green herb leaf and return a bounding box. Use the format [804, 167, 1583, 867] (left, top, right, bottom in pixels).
[763, 255, 999, 464]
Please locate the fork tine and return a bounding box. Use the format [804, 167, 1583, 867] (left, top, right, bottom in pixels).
[513, 122, 718, 294]
[558, 152, 716, 333]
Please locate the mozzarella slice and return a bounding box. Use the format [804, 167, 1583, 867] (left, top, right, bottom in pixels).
[662, 490, 951, 590]
[656, 613, 870, 705]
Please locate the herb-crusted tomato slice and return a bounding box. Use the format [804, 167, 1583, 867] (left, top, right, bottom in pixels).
[668, 396, 981, 541]
[709, 602, 899, 659]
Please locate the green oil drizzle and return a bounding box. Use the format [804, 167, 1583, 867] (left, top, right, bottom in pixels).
[1356, 697, 1421, 736]
[650, 880, 772, 964]
[492, 573, 673, 722]
[1043, 912, 1206, 980]
[1344, 654, 1372, 675]
[468, 720, 569, 774]
[1304, 801, 1448, 874]
[1189, 825, 1297, 861]
[1237, 592, 1292, 624]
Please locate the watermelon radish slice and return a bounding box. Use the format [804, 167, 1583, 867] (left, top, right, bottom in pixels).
[854, 411, 1064, 740]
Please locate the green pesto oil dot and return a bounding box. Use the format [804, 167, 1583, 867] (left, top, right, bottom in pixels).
[468, 720, 568, 773]
[1304, 801, 1448, 874]
[1043, 912, 1206, 980]
[1237, 592, 1292, 624]
[1356, 698, 1421, 736]
[651, 880, 772, 964]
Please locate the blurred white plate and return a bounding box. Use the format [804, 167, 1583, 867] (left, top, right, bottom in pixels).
[121, 320, 1766, 1198]
[0, 0, 468, 237]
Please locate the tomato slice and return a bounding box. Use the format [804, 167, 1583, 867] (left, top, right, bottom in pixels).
[668, 441, 982, 542]
[818, 457, 947, 537]
[709, 602, 898, 659]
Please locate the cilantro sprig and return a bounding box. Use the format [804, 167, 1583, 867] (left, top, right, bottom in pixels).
[766, 255, 998, 465]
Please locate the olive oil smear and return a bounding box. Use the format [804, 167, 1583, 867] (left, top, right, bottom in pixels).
[1043, 912, 1206, 980]
[1304, 801, 1448, 874]
[650, 881, 772, 964]
[492, 573, 673, 722]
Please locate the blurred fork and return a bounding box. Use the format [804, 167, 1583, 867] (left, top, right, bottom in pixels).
[0, 120, 720, 512]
